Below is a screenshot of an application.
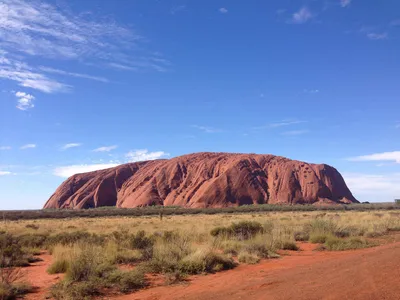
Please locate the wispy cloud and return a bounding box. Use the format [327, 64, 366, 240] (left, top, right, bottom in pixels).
[0, 146, 11, 150]
[348, 151, 400, 164]
[291, 7, 313, 24]
[53, 163, 119, 178]
[0, 0, 134, 60]
[0, 171, 12, 176]
[254, 120, 306, 130]
[282, 130, 309, 135]
[53, 149, 168, 178]
[93, 145, 118, 152]
[15, 91, 34, 110]
[219, 8, 228, 14]
[340, 0, 352, 8]
[367, 33, 388, 40]
[0, 0, 169, 94]
[20, 144, 36, 149]
[0, 52, 69, 93]
[343, 172, 400, 201]
[303, 89, 319, 94]
[125, 149, 168, 162]
[192, 125, 223, 133]
[391, 20, 400, 26]
[170, 5, 186, 15]
[39, 67, 109, 83]
[61, 143, 81, 150]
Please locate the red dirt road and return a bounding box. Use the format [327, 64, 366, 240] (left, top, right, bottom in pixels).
[23, 239, 400, 300]
[116, 241, 400, 300]
[23, 253, 61, 300]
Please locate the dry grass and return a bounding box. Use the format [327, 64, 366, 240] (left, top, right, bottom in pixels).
[1, 209, 399, 299]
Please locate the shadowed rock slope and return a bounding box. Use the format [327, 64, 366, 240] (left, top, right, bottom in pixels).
[44, 152, 357, 209]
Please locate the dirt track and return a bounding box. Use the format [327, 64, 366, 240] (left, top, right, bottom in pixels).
[24, 239, 400, 300]
[116, 241, 400, 300]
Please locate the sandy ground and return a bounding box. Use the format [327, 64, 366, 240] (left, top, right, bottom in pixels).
[23, 253, 61, 300]
[23, 239, 400, 300]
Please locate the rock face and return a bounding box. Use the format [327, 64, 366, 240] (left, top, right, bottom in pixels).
[44, 152, 358, 209]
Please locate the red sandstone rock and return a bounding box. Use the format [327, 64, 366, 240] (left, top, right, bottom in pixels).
[43, 152, 357, 209]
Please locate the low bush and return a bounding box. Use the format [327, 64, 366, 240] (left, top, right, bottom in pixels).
[51, 280, 100, 300]
[280, 241, 299, 251]
[309, 233, 331, 244]
[323, 236, 374, 251]
[179, 249, 236, 274]
[294, 231, 309, 241]
[113, 269, 147, 293]
[0, 282, 32, 300]
[238, 251, 260, 264]
[210, 221, 264, 240]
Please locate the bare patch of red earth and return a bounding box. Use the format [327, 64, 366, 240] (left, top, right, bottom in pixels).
[23, 239, 400, 300]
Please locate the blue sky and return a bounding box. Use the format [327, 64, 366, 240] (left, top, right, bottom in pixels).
[1, 0, 400, 209]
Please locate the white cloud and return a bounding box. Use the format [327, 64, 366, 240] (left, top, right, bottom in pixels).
[343, 172, 400, 202]
[93, 145, 118, 152]
[391, 20, 400, 26]
[291, 7, 312, 24]
[53, 163, 119, 178]
[20, 144, 36, 149]
[367, 33, 388, 40]
[0, 171, 11, 176]
[0, 146, 11, 150]
[192, 125, 223, 133]
[170, 5, 186, 15]
[303, 89, 319, 94]
[39, 67, 109, 83]
[53, 149, 168, 177]
[282, 130, 309, 135]
[0, 53, 68, 93]
[15, 91, 34, 110]
[349, 151, 400, 164]
[254, 120, 306, 130]
[340, 0, 351, 7]
[219, 8, 228, 14]
[126, 149, 168, 162]
[0, 0, 170, 94]
[61, 143, 81, 150]
[0, 0, 134, 60]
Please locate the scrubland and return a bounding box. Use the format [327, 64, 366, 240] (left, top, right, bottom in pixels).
[0, 208, 399, 299]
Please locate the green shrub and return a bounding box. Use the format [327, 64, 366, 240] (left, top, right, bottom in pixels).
[281, 241, 299, 251]
[179, 250, 236, 274]
[51, 280, 100, 300]
[323, 236, 374, 251]
[238, 251, 260, 264]
[242, 240, 271, 258]
[48, 259, 69, 274]
[294, 231, 309, 241]
[129, 230, 154, 250]
[309, 233, 330, 244]
[18, 234, 48, 248]
[46, 232, 104, 247]
[117, 269, 147, 293]
[210, 221, 264, 240]
[0, 282, 32, 300]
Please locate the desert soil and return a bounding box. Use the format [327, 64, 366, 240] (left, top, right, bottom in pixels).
[23, 238, 400, 300]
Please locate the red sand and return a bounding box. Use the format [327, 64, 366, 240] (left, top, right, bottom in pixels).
[23, 240, 400, 300]
[23, 253, 62, 300]
[115, 241, 400, 300]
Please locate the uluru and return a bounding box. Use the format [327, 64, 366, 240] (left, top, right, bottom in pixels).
[44, 152, 358, 209]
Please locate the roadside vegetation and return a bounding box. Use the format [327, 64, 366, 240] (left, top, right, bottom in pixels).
[0, 209, 399, 299]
